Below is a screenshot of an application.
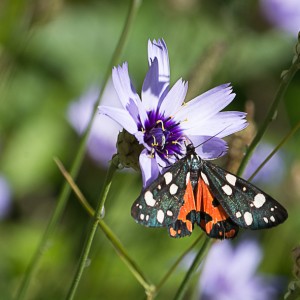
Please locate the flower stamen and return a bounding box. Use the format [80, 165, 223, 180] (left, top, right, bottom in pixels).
[149, 148, 155, 158]
[156, 120, 166, 131]
[151, 135, 158, 147]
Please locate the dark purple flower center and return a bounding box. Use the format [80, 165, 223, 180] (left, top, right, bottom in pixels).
[141, 111, 184, 162]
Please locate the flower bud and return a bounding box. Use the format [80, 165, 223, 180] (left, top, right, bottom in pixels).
[116, 130, 143, 172]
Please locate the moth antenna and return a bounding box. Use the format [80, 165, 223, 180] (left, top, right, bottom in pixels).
[193, 124, 232, 150]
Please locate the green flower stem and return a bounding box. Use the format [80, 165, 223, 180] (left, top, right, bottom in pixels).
[55, 157, 152, 295]
[173, 237, 211, 300]
[237, 48, 300, 177]
[248, 120, 300, 182]
[66, 161, 117, 300]
[54, 157, 95, 217]
[155, 235, 204, 294]
[98, 220, 153, 292]
[15, 1, 141, 299]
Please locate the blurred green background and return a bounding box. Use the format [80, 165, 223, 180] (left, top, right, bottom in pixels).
[0, 0, 300, 299]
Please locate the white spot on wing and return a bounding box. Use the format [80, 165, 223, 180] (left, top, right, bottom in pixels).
[226, 173, 237, 186]
[253, 193, 266, 208]
[243, 187, 247, 191]
[157, 210, 165, 224]
[169, 184, 178, 195]
[244, 212, 253, 226]
[236, 211, 242, 218]
[270, 216, 276, 222]
[201, 172, 209, 186]
[167, 210, 173, 216]
[146, 215, 149, 221]
[222, 184, 232, 196]
[144, 191, 156, 207]
[186, 172, 190, 185]
[164, 172, 172, 185]
[140, 213, 145, 220]
[263, 217, 268, 223]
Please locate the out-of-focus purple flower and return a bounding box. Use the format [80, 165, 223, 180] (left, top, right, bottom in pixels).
[67, 81, 122, 167]
[99, 39, 248, 187]
[199, 240, 278, 300]
[0, 175, 11, 219]
[243, 142, 285, 185]
[260, 0, 300, 36]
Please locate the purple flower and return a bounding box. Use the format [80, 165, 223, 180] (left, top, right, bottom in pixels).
[0, 175, 11, 219]
[199, 240, 278, 300]
[261, 0, 300, 36]
[67, 81, 122, 167]
[243, 142, 285, 185]
[99, 39, 247, 187]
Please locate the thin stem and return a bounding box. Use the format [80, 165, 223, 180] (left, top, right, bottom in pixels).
[155, 235, 203, 293]
[15, 1, 141, 299]
[173, 237, 211, 300]
[248, 121, 300, 182]
[66, 161, 117, 300]
[98, 220, 152, 291]
[237, 49, 300, 177]
[55, 156, 152, 292]
[54, 157, 95, 216]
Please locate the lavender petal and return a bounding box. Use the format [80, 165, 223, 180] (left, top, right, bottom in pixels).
[139, 149, 160, 188]
[99, 106, 138, 134]
[175, 84, 235, 130]
[148, 39, 170, 95]
[112, 63, 148, 126]
[188, 135, 228, 159]
[158, 79, 188, 116]
[185, 111, 248, 137]
[141, 58, 161, 111]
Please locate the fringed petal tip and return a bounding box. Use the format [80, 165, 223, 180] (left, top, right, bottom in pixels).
[143, 38, 170, 110]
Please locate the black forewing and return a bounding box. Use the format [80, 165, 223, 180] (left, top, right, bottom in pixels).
[201, 160, 288, 230]
[131, 156, 191, 227]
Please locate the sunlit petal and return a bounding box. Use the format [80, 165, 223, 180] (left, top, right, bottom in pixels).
[158, 79, 188, 116]
[175, 84, 235, 130]
[139, 150, 160, 188]
[112, 63, 148, 126]
[185, 111, 247, 137]
[99, 106, 138, 134]
[188, 135, 228, 159]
